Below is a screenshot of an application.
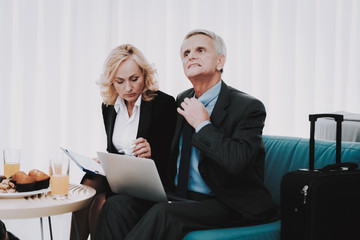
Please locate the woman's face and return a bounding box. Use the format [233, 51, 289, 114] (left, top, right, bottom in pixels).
[113, 58, 145, 106]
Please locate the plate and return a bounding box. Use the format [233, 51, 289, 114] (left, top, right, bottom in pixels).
[0, 188, 50, 199]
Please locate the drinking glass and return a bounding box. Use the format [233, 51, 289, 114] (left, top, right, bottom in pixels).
[121, 143, 135, 156]
[49, 152, 70, 199]
[3, 149, 21, 178]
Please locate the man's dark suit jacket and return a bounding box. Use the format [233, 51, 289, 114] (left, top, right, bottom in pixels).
[169, 81, 276, 217]
[102, 91, 177, 184]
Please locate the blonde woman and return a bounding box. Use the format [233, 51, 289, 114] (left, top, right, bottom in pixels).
[70, 44, 177, 240]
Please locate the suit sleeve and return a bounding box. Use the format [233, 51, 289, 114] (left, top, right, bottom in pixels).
[192, 98, 266, 176]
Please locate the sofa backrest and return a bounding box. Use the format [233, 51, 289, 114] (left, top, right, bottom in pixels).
[263, 135, 360, 206]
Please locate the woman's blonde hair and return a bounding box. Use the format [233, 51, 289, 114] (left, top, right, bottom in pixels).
[98, 44, 159, 105]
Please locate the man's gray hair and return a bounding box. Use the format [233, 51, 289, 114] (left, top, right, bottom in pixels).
[182, 29, 227, 57]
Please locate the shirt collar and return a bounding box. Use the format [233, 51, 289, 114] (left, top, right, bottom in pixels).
[197, 80, 222, 106]
[114, 95, 142, 113]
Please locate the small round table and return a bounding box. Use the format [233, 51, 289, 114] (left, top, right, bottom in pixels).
[0, 183, 96, 239]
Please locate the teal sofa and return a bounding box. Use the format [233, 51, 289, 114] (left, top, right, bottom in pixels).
[184, 135, 360, 240]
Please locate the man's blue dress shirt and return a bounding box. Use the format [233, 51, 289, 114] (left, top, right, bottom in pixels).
[175, 80, 222, 195]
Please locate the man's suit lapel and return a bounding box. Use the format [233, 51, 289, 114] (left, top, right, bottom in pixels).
[174, 90, 195, 141]
[197, 81, 229, 164]
[171, 89, 194, 158]
[210, 81, 229, 128]
[171, 82, 230, 178]
[175, 82, 230, 138]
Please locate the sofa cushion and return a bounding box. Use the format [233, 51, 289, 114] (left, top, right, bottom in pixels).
[183, 220, 281, 240]
[184, 135, 360, 240]
[263, 135, 360, 205]
[263, 135, 302, 205]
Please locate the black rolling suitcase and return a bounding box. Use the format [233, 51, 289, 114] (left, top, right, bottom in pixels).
[281, 114, 360, 240]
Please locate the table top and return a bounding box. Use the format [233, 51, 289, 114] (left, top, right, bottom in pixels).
[0, 183, 96, 219]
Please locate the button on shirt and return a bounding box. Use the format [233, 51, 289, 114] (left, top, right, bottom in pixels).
[175, 80, 222, 195]
[112, 96, 141, 155]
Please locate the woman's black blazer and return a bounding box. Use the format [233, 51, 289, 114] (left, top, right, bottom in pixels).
[102, 91, 177, 184]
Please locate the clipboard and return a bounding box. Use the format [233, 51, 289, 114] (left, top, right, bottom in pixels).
[60, 147, 105, 176]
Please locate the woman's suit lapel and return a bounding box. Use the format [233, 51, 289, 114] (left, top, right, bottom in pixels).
[106, 99, 152, 152]
[106, 107, 117, 153]
[137, 99, 152, 139]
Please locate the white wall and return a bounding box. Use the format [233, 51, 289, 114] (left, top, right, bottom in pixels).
[1, 0, 359, 238]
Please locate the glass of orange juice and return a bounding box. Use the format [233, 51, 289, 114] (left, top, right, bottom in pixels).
[49, 152, 70, 199]
[3, 149, 21, 178]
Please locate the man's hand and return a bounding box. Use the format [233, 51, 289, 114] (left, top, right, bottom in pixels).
[177, 97, 210, 129]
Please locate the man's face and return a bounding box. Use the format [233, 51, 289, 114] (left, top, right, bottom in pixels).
[181, 34, 224, 80]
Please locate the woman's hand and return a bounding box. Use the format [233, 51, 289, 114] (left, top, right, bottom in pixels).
[132, 137, 151, 158]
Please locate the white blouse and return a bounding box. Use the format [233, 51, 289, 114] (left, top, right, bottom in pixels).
[112, 96, 141, 155]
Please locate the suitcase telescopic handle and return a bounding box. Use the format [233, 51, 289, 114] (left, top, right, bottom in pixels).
[308, 114, 344, 170]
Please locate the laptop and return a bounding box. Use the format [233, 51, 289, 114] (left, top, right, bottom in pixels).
[97, 151, 168, 202]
